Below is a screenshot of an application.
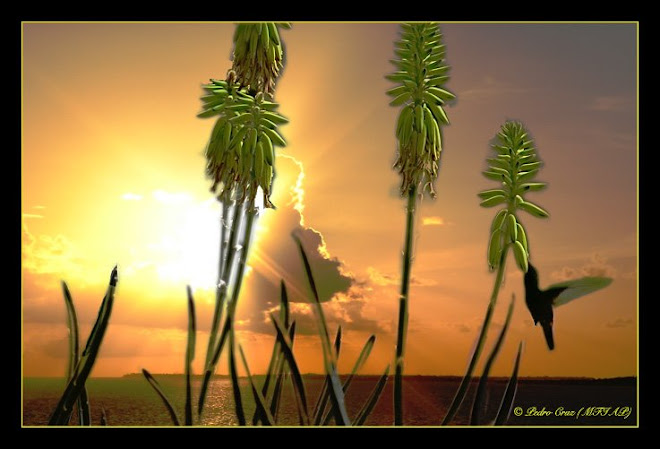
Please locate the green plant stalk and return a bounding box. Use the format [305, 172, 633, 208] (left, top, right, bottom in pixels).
[204, 201, 242, 370]
[394, 184, 417, 426]
[224, 202, 257, 373]
[214, 201, 257, 424]
[441, 244, 510, 425]
[198, 201, 247, 417]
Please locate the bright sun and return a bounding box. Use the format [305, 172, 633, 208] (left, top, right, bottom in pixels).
[150, 190, 268, 290]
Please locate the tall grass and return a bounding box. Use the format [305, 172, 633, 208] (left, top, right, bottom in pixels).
[48, 267, 118, 425]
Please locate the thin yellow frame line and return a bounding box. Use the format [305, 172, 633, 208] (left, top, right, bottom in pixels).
[20, 20, 639, 428]
[20, 20, 639, 24]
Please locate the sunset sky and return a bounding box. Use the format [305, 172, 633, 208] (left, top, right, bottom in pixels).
[22, 22, 637, 379]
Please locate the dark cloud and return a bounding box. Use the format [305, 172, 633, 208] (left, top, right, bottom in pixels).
[237, 283, 390, 337]
[231, 157, 377, 335]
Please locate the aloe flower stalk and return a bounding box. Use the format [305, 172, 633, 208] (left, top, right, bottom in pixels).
[386, 22, 454, 426]
[442, 120, 548, 425]
[196, 22, 290, 420]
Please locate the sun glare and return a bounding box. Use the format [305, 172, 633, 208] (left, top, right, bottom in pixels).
[153, 197, 221, 289]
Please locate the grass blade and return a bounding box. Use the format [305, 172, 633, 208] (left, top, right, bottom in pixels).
[280, 280, 291, 328]
[142, 369, 181, 426]
[253, 336, 281, 425]
[293, 235, 351, 425]
[61, 281, 90, 425]
[185, 286, 197, 426]
[100, 407, 107, 426]
[313, 326, 342, 425]
[354, 364, 390, 426]
[270, 321, 296, 423]
[470, 295, 515, 425]
[253, 281, 291, 425]
[228, 326, 245, 425]
[494, 341, 524, 425]
[442, 246, 509, 425]
[48, 267, 118, 425]
[321, 334, 376, 425]
[62, 282, 79, 383]
[271, 314, 309, 425]
[78, 387, 91, 426]
[239, 345, 275, 426]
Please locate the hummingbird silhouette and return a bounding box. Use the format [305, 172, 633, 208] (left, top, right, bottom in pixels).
[524, 262, 613, 351]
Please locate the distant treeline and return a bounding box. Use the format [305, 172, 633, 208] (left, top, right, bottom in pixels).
[120, 373, 636, 386]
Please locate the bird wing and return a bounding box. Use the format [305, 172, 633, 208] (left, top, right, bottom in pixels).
[547, 277, 613, 307]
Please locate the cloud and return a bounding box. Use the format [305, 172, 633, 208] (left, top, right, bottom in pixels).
[587, 95, 633, 112]
[227, 156, 399, 337]
[422, 216, 444, 226]
[240, 284, 391, 337]
[22, 217, 83, 277]
[242, 156, 356, 306]
[605, 317, 634, 329]
[121, 192, 143, 201]
[22, 213, 43, 219]
[33, 205, 46, 209]
[551, 254, 618, 281]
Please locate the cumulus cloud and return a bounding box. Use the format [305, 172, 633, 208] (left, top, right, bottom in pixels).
[226, 156, 398, 337]
[238, 284, 391, 337]
[551, 254, 618, 281]
[22, 216, 83, 277]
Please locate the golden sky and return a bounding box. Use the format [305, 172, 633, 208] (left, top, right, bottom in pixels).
[22, 22, 637, 379]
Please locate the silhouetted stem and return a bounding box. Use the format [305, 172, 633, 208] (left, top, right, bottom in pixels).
[199, 201, 245, 418]
[441, 245, 510, 425]
[204, 201, 241, 369]
[394, 185, 417, 426]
